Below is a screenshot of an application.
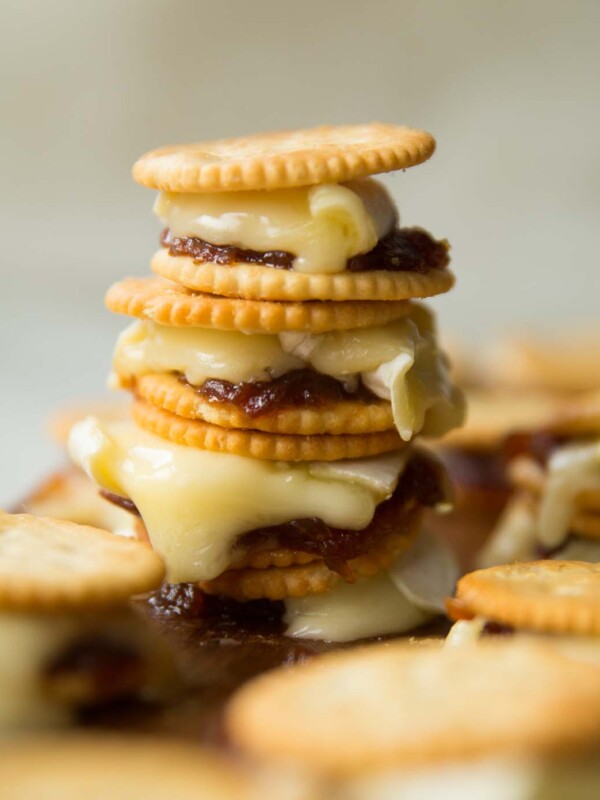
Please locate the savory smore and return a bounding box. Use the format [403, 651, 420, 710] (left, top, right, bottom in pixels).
[69, 124, 465, 641]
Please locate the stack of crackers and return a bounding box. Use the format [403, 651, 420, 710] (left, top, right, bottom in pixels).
[67, 124, 465, 641]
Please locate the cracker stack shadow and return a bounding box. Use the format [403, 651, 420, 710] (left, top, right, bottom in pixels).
[68, 124, 466, 642]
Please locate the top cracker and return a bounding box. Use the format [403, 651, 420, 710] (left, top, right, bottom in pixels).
[132, 123, 435, 193]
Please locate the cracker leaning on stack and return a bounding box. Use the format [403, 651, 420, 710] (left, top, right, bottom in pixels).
[69, 124, 465, 641]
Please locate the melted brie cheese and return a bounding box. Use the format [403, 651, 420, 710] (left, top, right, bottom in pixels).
[538, 440, 600, 548]
[283, 572, 432, 642]
[154, 178, 397, 274]
[112, 304, 464, 442]
[68, 419, 405, 583]
[283, 530, 455, 641]
[112, 321, 302, 386]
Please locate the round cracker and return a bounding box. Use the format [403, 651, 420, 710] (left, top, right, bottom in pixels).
[490, 334, 600, 394]
[230, 548, 318, 570]
[132, 400, 403, 462]
[152, 248, 454, 302]
[0, 510, 165, 610]
[47, 396, 129, 447]
[19, 467, 145, 541]
[546, 390, 600, 436]
[0, 735, 253, 800]
[439, 388, 563, 451]
[132, 123, 435, 193]
[456, 561, 600, 635]
[200, 515, 421, 600]
[132, 373, 393, 435]
[106, 276, 413, 332]
[226, 638, 600, 775]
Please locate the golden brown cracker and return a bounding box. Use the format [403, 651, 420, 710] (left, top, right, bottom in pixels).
[456, 561, 600, 635]
[0, 734, 255, 800]
[47, 397, 129, 447]
[490, 333, 600, 394]
[439, 389, 563, 451]
[0, 510, 164, 610]
[200, 517, 421, 601]
[106, 276, 414, 332]
[132, 400, 403, 462]
[132, 372, 393, 435]
[152, 248, 454, 302]
[546, 390, 600, 436]
[132, 123, 435, 192]
[226, 638, 600, 775]
[18, 467, 145, 541]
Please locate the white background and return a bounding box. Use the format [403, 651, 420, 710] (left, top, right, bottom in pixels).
[1, 0, 599, 504]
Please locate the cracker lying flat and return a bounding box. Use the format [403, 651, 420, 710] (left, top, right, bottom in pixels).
[546, 389, 600, 436]
[226, 639, 600, 775]
[152, 248, 454, 302]
[132, 400, 403, 462]
[438, 389, 563, 451]
[0, 510, 164, 610]
[455, 561, 600, 635]
[132, 372, 393, 435]
[132, 123, 435, 193]
[0, 735, 257, 800]
[18, 467, 145, 541]
[106, 276, 414, 332]
[200, 517, 421, 601]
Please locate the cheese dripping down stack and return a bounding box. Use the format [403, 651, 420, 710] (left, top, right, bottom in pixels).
[68, 124, 466, 642]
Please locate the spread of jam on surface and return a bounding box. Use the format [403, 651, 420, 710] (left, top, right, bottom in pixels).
[191, 369, 376, 419]
[162, 226, 449, 273]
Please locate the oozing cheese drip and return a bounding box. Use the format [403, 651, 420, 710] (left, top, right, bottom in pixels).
[284, 572, 432, 642]
[112, 305, 464, 442]
[154, 178, 397, 274]
[538, 440, 600, 548]
[284, 530, 457, 641]
[68, 419, 406, 583]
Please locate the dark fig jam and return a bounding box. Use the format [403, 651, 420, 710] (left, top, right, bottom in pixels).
[193, 369, 376, 418]
[162, 226, 449, 274]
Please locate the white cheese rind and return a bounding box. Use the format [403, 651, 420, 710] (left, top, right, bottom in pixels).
[154, 178, 397, 274]
[283, 529, 456, 642]
[68, 419, 407, 583]
[388, 528, 458, 612]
